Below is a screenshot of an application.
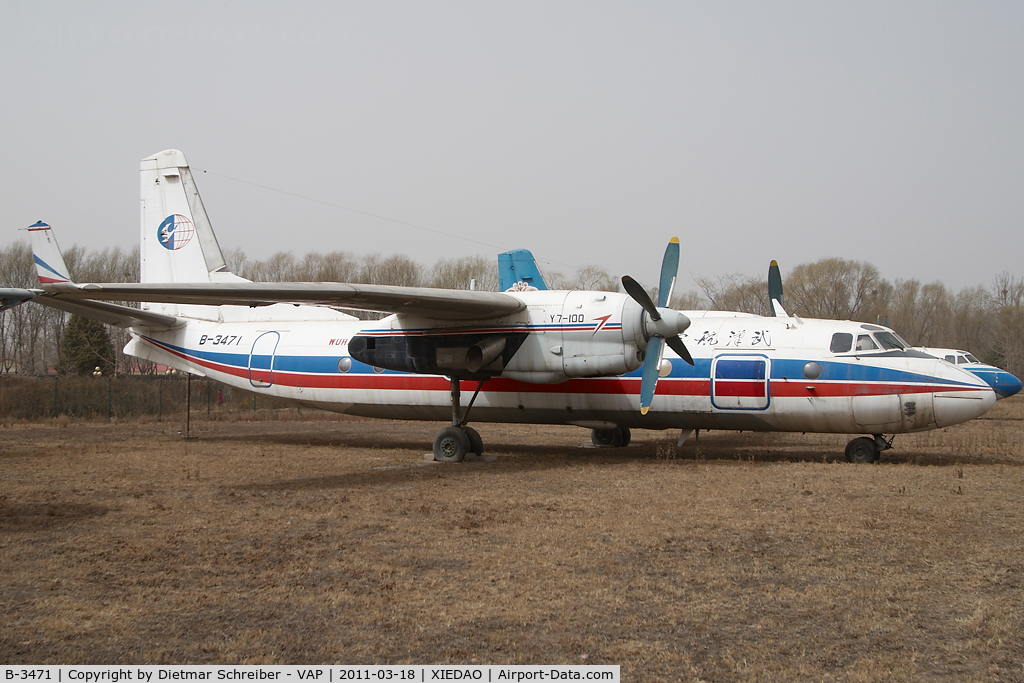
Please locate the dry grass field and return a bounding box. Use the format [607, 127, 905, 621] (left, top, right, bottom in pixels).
[2, 398, 1023, 681]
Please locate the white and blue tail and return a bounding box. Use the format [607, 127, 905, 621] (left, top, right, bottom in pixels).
[28, 221, 72, 285]
[140, 149, 245, 284]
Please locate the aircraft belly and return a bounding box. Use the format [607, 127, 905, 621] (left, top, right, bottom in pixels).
[766, 396, 859, 433]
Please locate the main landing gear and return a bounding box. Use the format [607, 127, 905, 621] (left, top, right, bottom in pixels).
[591, 426, 631, 447]
[845, 434, 894, 463]
[432, 377, 486, 462]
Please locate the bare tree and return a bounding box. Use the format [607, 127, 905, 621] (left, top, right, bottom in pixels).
[990, 273, 1024, 379]
[548, 264, 619, 292]
[694, 272, 770, 315]
[670, 290, 709, 311]
[886, 279, 952, 346]
[949, 286, 996, 354]
[784, 258, 891, 322]
[429, 255, 498, 291]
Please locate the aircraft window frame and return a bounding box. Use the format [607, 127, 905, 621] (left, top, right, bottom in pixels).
[830, 332, 853, 353]
[856, 334, 879, 351]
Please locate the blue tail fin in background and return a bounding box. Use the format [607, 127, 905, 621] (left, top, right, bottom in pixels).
[498, 249, 548, 292]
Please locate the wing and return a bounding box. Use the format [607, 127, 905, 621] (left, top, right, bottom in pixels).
[39, 282, 526, 321]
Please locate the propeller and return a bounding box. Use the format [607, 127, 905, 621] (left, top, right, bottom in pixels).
[767, 259, 789, 317]
[621, 237, 693, 415]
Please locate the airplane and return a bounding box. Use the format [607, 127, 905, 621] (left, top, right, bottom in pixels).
[5, 149, 999, 465]
[917, 347, 1021, 399]
[765, 259, 1021, 400]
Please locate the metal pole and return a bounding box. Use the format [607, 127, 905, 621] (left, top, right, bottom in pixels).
[186, 373, 191, 437]
[158, 379, 162, 422]
[53, 376, 58, 419]
[107, 376, 112, 422]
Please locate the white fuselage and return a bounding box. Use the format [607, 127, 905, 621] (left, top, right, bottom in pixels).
[126, 290, 996, 435]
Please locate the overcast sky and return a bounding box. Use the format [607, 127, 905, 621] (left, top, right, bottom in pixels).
[2, 1, 1022, 293]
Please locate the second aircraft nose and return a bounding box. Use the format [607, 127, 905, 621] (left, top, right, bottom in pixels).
[992, 371, 1023, 399]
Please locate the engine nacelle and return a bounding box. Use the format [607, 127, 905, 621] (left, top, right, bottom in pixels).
[349, 289, 676, 384]
[501, 291, 649, 383]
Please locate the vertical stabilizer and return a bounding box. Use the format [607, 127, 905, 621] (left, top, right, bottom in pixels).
[27, 221, 71, 284]
[140, 149, 233, 284]
[498, 249, 549, 292]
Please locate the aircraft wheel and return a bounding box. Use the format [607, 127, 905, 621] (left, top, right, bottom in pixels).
[434, 426, 471, 462]
[464, 426, 484, 456]
[620, 427, 632, 447]
[845, 436, 879, 463]
[592, 427, 624, 447]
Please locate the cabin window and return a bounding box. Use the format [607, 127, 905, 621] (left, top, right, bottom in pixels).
[856, 334, 878, 351]
[830, 332, 853, 353]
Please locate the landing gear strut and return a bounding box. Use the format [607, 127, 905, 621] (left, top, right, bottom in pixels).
[432, 377, 486, 462]
[844, 434, 893, 463]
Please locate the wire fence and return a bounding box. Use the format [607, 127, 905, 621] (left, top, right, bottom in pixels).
[0, 374, 311, 422]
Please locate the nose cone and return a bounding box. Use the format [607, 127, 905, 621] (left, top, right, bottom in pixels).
[934, 388, 997, 427]
[990, 371, 1023, 399]
[929, 360, 998, 427]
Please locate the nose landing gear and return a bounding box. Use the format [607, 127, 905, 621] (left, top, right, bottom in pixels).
[845, 434, 894, 463]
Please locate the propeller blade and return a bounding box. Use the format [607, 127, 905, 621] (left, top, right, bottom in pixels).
[625, 237, 696, 412]
[768, 260, 783, 317]
[639, 336, 663, 415]
[665, 335, 693, 365]
[621, 275, 660, 321]
[658, 237, 680, 307]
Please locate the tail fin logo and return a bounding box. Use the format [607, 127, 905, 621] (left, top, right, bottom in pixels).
[157, 214, 195, 250]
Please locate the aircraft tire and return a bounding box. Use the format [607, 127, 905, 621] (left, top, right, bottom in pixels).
[434, 426, 471, 462]
[464, 426, 484, 456]
[845, 436, 879, 463]
[592, 427, 625, 448]
[620, 427, 631, 447]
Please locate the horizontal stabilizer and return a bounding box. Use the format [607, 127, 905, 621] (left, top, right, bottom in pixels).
[30, 296, 179, 329]
[0, 288, 37, 311]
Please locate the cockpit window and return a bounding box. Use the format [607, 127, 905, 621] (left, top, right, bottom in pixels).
[874, 331, 907, 350]
[957, 355, 968, 364]
[830, 332, 853, 353]
[856, 334, 878, 351]
[965, 353, 980, 363]
[945, 355, 956, 363]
